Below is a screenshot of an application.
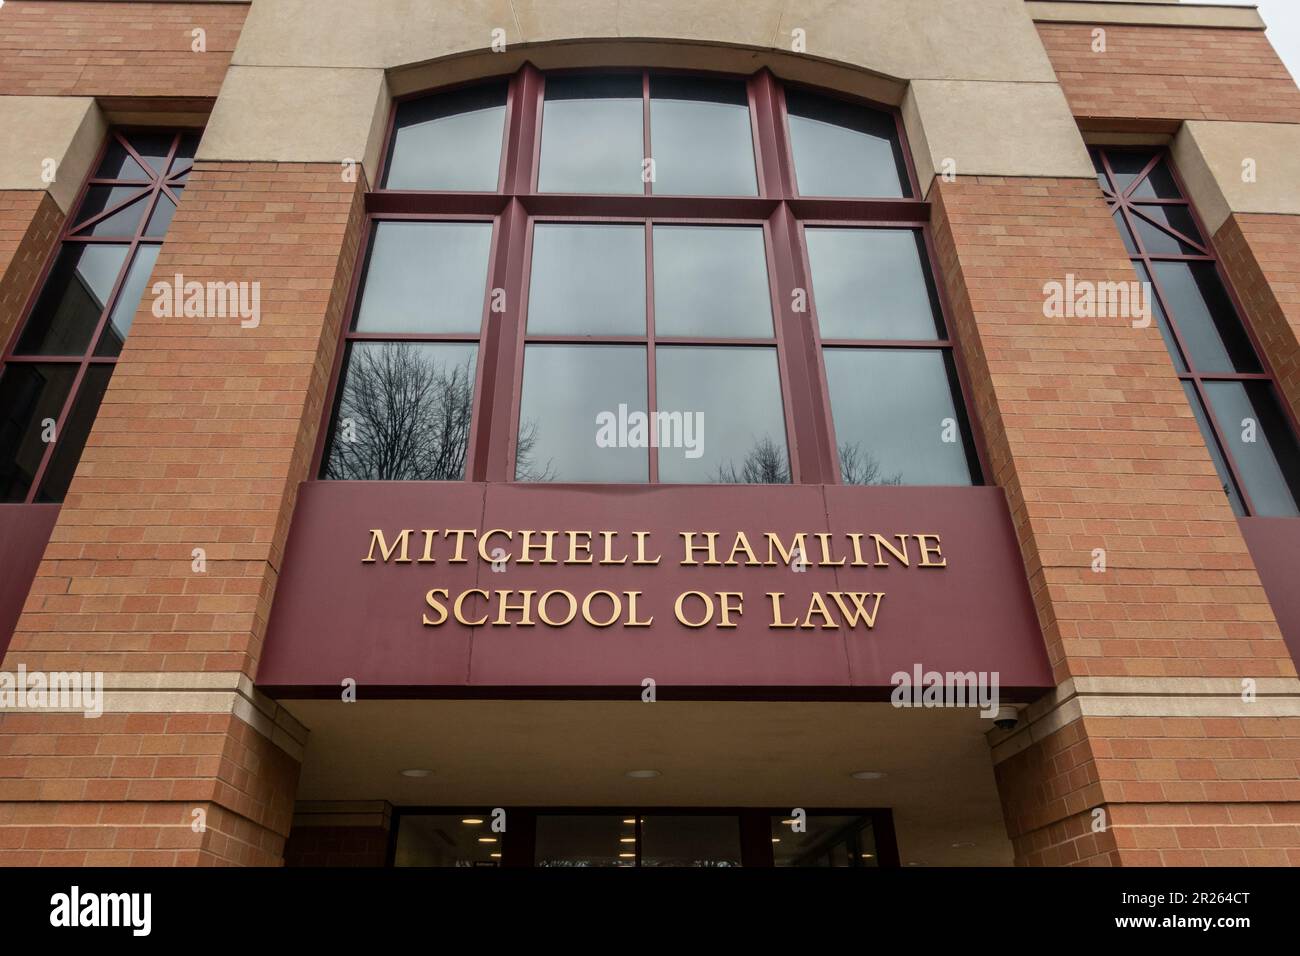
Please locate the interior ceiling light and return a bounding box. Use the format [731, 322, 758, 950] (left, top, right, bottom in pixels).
[849, 770, 886, 780]
[399, 769, 432, 778]
[625, 769, 661, 778]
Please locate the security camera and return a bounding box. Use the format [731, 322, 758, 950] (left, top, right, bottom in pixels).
[992, 705, 1019, 731]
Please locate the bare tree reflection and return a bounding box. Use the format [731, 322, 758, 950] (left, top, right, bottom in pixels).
[714, 435, 791, 484]
[324, 341, 551, 481]
[838, 442, 902, 486]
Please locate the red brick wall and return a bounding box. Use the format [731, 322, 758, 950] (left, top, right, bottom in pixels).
[0, 190, 63, 351]
[1036, 23, 1300, 126]
[1214, 213, 1300, 423]
[0, 161, 367, 865]
[284, 826, 391, 868]
[0, 0, 248, 99]
[931, 175, 1299, 865]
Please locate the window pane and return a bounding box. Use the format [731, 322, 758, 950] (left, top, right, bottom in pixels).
[168, 132, 200, 176]
[95, 139, 149, 180]
[656, 346, 788, 484]
[527, 223, 645, 335]
[394, 814, 501, 867]
[535, 815, 633, 867]
[1105, 151, 1157, 196]
[785, 88, 909, 197]
[121, 132, 176, 177]
[0, 363, 78, 502]
[1204, 381, 1300, 517]
[806, 228, 942, 340]
[16, 244, 129, 356]
[75, 186, 148, 237]
[96, 245, 160, 356]
[1113, 210, 1138, 255]
[1151, 261, 1260, 373]
[1130, 157, 1181, 199]
[824, 348, 976, 485]
[1133, 203, 1203, 250]
[36, 365, 113, 503]
[538, 74, 643, 194]
[649, 75, 757, 196]
[144, 188, 181, 237]
[653, 226, 771, 337]
[639, 816, 741, 867]
[1181, 381, 1244, 516]
[322, 341, 477, 481]
[384, 83, 508, 191]
[1133, 262, 1186, 373]
[353, 221, 492, 334]
[771, 814, 877, 867]
[1090, 149, 1111, 194]
[517, 344, 647, 482]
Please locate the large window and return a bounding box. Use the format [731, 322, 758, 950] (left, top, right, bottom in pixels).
[318, 68, 983, 487]
[1094, 147, 1300, 517]
[0, 130, 195, 503]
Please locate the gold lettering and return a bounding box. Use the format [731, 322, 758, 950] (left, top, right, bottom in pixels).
[422, 588, 449, 625]
[494, 590, 536, 625]
[917, 534, 947, 568]
[679, 532, 720, 566]
[517, 530, 558, 565]
[717, 591, 743, 628]
[454, 589, 490, 627]
[724, 532, 760, 567]
[801, 591, 838, 629]
[419, 530, 438, 563]
[674, 590, 713, 627]
[537, 589, 578, 627]
[846, 533, 871, 567]
[599, 531, 628, 565]
[581, 590, 622, 627]
[624, 590, 652, 627]
[566, 531, 594, 565]
[871, 533, 910, 567]
[764, 532, 807, 567]
[830, 591, 884, 629]
[766, 592, 797, 628]
[444, 529, 475, 563]
[364, 529, 411, 564]
[477, 529, 513, 564]
[815, 532, 845, 567]
[633, 531, 661, 565]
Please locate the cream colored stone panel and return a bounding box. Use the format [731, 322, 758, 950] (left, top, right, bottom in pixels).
[903, 80, 1094, 193]
[1027, 1, 1265, 30]
[1172, 121, 1300, 234]
[234, 0, 1058, 84]
[0, 97, 106, 212]
[197, 66, 390, 183]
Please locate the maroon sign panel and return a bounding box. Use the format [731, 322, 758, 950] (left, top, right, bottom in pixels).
[258, 482, 1052, 695]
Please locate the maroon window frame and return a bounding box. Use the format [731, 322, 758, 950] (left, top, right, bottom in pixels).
[0, 129, 194, 504]
[314, 66, 989, 487]
[1094, 146, 1300, 517]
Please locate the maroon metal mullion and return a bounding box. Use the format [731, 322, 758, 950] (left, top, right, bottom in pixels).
[1126, 201, 1211, 255]
[1118, 151, 1163, 202]
[641, 71, 652, 198]
[644, 221, 659, 482]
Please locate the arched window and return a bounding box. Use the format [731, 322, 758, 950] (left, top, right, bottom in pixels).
[317, 67, 983, 487]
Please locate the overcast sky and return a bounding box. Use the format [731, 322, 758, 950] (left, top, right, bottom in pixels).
[1218, 1, 1300, 79]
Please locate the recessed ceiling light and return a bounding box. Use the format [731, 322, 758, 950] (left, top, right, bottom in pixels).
[619, 837, 636, 843]
[951, 841, 975, 848]
[771, 837, 781, 843]
[625, 769, 661, 778]
[906, 861, 923, 867]
[478, 837, 497, 843]
[461, 818, 484, 825]
[623, 818, 636, 825]
[399, 769, 432, 778]
[850, 770, 886, 780]
[490, 853, 501, 859]
[619, 852, 635, 859]
[861, 853, 874, 859]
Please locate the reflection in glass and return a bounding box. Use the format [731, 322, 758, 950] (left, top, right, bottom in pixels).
[527, 224, 645, 335]
[384, 83, 508, 190]
[145, 189, 181, 237]
[1131, 203, 1203, 252]
[322, 342, 478, 481]
[648, 75, 757, 196]
[1181, 381, 1244, 516]
[1204, 380, 1300, 517]
[16, 244, 129, 356]
[121, 132, 177, 176]
[785, 88, 909, 197]
[0, 363, 78, 502]
[770, 814, 877, 867]
[824, 348, 975, 485]
[75, 186, 148, 236]
[517, 344, 646, 482]
[353, 222, 492, 334]
[1129, 157, 1181, 199]
[538, 74, 643, 194]
[95, 138, 149, 180]
[535, 815, 634, 867]
[96, 245, 161, 356]
[639, 816, 741, 867]
[1105, 150, 1157, 196]
[1133, 262, 1186, 373]
[806, 228, 942, 340]
[653, 226, 771, 337]
[655, 346, 788, 484]
[1151, 261, 1259, 373]
[36, 365, 113, 503]
[394, 814, 501, 867]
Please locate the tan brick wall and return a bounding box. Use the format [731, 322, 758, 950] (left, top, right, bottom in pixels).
[1214, 213, 1300, 424]
[931, 175, 1299, 865]
[0, 190, 63, 352]
[1036, 23, 1300, 126]
[0, 160, 367, 865]
[0, 0, 247, 99]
